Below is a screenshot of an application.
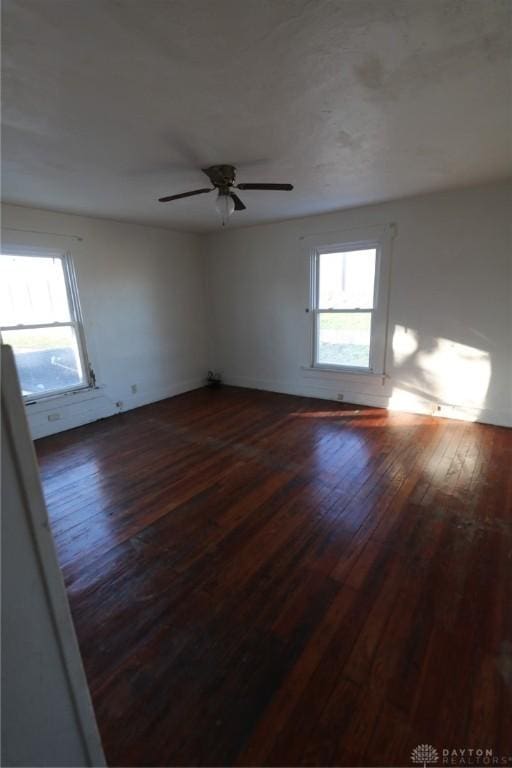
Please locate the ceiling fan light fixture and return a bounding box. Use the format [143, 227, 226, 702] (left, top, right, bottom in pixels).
[215, 192, 235, 226]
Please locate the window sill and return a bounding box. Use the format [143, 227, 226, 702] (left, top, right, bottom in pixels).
[24, 385, 97, 406]
[301, 365, 387, 378]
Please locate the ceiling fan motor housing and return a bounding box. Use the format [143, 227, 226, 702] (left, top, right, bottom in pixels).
[202, 165, 236, 192]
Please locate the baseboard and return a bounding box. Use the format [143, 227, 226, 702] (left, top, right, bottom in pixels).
[28, 371, 511, 438]
[223, 374, 512, 428]
[223, 374, 390, 408]
[29, 377, 206, 440]
[118, 377, 206, 414]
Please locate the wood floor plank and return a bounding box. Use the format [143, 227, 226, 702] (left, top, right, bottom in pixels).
[35, 386, 512, 767]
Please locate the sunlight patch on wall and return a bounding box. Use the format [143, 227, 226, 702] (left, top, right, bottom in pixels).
[392, 325, 418, 364]
[418, 338, 490, 408]
[390, 327, 491, 420]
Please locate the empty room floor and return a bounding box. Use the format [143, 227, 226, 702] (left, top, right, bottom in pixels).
[35, 387, 512, 767]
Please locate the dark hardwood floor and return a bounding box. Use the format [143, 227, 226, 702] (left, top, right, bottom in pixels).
[35, 386, 512, 767]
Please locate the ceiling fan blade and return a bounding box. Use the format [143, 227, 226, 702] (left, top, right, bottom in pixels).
[230, 192, 246, 211]
[158, 187, 212, 202]
[236, 183, 293, 191]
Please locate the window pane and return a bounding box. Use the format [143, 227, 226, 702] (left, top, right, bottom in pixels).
[0, 254, 71, 326]
[317, 312, 371, 368]
[2, 326, 85, 397]
[318, 249, 376, 309]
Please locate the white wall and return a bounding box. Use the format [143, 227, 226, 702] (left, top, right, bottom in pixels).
[2, 182, 510, 437]
[205, 180, 512, 427]
[1, 204, 209, 438]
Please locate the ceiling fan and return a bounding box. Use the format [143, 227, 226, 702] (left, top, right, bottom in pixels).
[158, 164, 293, 225]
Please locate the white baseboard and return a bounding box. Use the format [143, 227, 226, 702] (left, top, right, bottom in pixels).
[222, 374, 512, 428]
[118, 377, 206, 414]
[28, 377, 205, 440]
[28, 370, 511, 439]
[224, 373, 390, 405]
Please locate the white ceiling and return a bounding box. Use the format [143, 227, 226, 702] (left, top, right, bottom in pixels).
[2, 0, 511, 233]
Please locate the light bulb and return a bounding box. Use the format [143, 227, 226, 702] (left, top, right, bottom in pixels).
[215, 192, 235, 226]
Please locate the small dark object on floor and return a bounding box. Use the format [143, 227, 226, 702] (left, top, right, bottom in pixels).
[206, 370, 222, 387]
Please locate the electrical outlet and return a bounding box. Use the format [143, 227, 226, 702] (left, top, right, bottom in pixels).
[337, 393, 344, 401]
[47, 412, 61, 422]
[131, 384, 137, 394]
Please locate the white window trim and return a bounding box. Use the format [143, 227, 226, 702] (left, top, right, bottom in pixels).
[301, 224, 394, 376]
[0, 244, 93, 403]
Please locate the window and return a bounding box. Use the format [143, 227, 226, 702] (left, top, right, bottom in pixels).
[308, 228, 392, 374]
[313, 246, 377, 370]
[0, 248, 90, 400]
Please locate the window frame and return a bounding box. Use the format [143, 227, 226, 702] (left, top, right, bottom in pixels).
[304, 225, 393, 376]
[0, 245, 92, 402]
[311, 240, 381, 373]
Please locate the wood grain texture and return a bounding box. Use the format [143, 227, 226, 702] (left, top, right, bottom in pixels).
[35, 387, 512, 767]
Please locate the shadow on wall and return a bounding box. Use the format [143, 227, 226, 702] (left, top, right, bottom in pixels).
[389, 324, 492, 422]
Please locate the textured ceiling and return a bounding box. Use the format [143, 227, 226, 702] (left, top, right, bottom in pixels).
[2, 0, 511, 232]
